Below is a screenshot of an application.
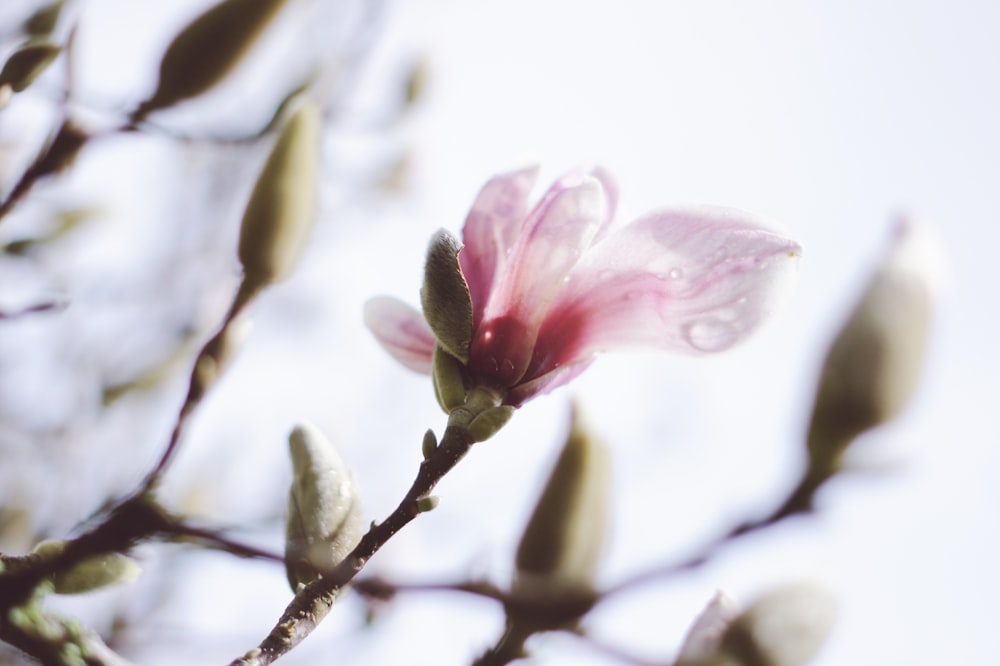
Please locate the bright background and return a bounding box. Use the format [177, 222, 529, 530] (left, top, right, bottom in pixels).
[1, 0, 998, 665]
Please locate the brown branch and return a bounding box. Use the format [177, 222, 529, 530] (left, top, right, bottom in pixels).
[229, 386, 507, 666]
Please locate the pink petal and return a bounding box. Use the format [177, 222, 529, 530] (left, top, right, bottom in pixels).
[459, 166, 539, 328]
[507, 359, 594, 407]
[471, 176, 609, 385]
[363, 296, 436, 374]
[527, 207, 802, 377]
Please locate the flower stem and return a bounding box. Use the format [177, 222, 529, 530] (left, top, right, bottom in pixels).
[230, 386, 505, 666]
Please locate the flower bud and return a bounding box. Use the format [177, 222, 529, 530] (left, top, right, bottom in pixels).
[32, 540, 140, 595]
[133, 0, 288, 119]
[421, 229, 473, 363]
[514, 407, 610, 598]
[285, 423, 364, 591]
[719, 583, 837, 666]
[676, 591, 742, 664]
[0, 40, 61, 93]
[421, 429, 438, 460]
[24, 1, 65, 37]
[807, 218, 944, 475]
[238, 99, 321, 291]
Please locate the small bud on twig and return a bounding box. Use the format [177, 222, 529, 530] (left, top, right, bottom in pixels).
[32, 540, 140, 595]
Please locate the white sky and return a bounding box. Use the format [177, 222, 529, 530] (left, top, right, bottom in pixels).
[2, 0, 998, 665]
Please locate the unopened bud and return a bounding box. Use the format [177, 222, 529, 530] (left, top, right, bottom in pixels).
[807, 218, 944, 475]
[24, 1, 65, 37]
[467, 405, 515, 442]
[416, 496, 440, 513]
[432, 345, 467, 413]
[421, 429, 438, 460]
[0, 40, 61, 93]
[285, 423, 364, 591]
[676, 591, 742, 664]
[515, 406, 610, 597]
[134, 0, 288, 119]
[32, 540, 140, 595]
[719, 582, 837, 666]
[238, 99, 321, 290]
[421, 229, 473, 363]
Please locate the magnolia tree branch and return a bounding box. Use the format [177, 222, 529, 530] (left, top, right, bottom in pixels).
[229, 423, 478, 666]
[230, 386, 508, 666]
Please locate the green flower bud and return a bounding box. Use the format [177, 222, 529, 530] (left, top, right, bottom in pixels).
[0, 40, 61, 93]
[514, 407, 610, 599]
[415, 496, 440, 513]
[133, 0, 288, 119]
[285, 423, 364, 591]
[421, 429, 438, 460]
[719, 582, 837, 666]
[466, 405, 515, 443]
[421, 229, 473, 363]
[432, 345, 468, 413]
[32, 540, 140, 595]
[807, 219, 943, 476]
[238, 99, 321, 291]
[24, 1, 65, 37]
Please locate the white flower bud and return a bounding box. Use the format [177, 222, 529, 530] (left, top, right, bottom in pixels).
[675, 591, 742, 664]
[285, 423, 364, 591]
[808, 218, 945, 474]
[720, 582, 837, 666]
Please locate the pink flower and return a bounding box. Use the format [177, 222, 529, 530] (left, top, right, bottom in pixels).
[365, 166, 801, 406]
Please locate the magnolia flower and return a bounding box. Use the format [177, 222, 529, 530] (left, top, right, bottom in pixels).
[365, 167, 801, 406]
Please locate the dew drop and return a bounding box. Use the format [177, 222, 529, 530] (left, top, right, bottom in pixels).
[683, 318, 739, 352]
[668, 267, 684, 280]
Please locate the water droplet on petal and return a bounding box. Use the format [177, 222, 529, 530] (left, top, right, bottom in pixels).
[684, 318, 739, 352]
[668, 267, 684, 280]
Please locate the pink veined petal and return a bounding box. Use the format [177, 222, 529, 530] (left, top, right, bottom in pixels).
[527, 207, 802, 378]
[470, 176, 609, 385]
[363, 296, 436, 374]
[459, 166, 539, 329]
[507, 359, 594, 407]
[579, 165, 619, 245]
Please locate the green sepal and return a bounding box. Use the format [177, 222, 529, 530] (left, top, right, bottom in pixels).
[466, 405, 515, 443]
[421, 230, 473, 363]
[432, 345, 467, 413]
